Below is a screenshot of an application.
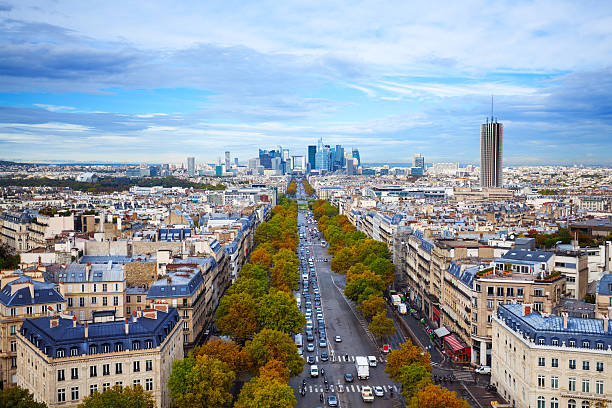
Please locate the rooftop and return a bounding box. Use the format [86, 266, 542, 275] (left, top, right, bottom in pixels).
[0, 274, 65, 307]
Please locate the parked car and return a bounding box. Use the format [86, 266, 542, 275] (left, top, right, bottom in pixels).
[475, 365, 491, 374]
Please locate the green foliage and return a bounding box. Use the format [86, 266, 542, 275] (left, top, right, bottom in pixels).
[226, 276, 269, 298]
[235, 376, 296, 408]
[0, 386, 48, 408]
[216, 292, 261, 343]
[257, 291, 306, 334]
[344, 270, 385, 304]
[397, 364, 432, 400]
[368, 311, 396, 339]
[78, 385, 154, 408]
[168, 355, 235, 408]
[0, 243, 20, 269]
[538, 189, 557, 195]
[583, 294, 596, 304]
[358, 295, 387, 319]
[286, 180, 297, 195]
[0, 176, 225, 193]
[245, 329, 304, 377]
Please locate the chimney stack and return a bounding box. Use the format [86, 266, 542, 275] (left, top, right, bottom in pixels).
[73, 315, 77, 328]
[522, 303, 532, 316]
[124, 318, 129, 334]
[604, 314, 609, 333]
[84, 321, 88, 338]
[562, 312, 569, 329]
[50, 316, 59, 329]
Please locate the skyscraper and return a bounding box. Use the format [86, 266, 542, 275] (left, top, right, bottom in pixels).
[352, 148, 361, 166]
[187, 157, 195, 176]
[480, 117, 503, 187]
[225, 151, 230, 170]
[413, 153, 424, 169]
[308, 145, 317, 171]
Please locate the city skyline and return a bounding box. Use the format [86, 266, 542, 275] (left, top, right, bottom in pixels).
[1, 1, 612, 164]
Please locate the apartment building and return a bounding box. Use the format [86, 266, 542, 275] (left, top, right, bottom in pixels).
[596, 274, 612, 318]
[0, 211, 36, 252]
[0, 271, 66, 389]
[55, 263, 126, 323]
[16, 306, 182, 408]
[492, 304, 611, 408]
[552, 249, 589, 299]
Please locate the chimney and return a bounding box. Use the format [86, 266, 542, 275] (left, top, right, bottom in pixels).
[84, 321, 88, 338]
[73, 315, 77, 328]
[562, 312, 569, 329]
[132, 311, 138, 323]
[153, 302, 169, 314]
[522, 303, 532, 316]
[604, 315, 609, 333]
[124, 318, 129, 335]
[50, 316, 59, 329]
[142, 309, 158, 320]
[136, 310, 142, 318]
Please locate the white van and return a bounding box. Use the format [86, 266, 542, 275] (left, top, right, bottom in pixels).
[310, 365, 319, 377]
[367, 355, 377, 367]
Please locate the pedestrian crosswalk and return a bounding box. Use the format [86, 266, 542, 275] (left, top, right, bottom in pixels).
[307, 355, 386, 363]
[305, 384, 398, 393]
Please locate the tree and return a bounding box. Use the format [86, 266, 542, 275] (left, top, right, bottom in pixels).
[385, 341, 431, 381]
[235, 376, 296, 408]
[0, 386, 47, 408]
[245, 328, 304, 377]
[194, 338, 251, 373]
[358, 295, 386, 319]
[397, 363, 431, 400]
[250, 247, 273, 268]
[330, 247, 355, 274]
[168, 355, 235, 408]
[408, 384, 470, 408]
[226, 276, 268, 298]
[257, 291, 305, 334]
[216, 292, 260, 343]
[78, 385, 154, 408]
[344, 270, 385, 304]
[240, 263, 269, 281]
[0, 243, 20, 270]
[259, 358, 290, 382]
[369, 311, 396, 339]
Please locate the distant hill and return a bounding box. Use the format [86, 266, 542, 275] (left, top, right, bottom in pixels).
[0, 160, 22, 166]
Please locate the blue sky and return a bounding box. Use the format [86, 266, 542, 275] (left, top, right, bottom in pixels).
[0, 1, 611, 164]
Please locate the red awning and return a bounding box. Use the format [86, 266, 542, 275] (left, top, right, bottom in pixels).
[443, 335, 465, 352]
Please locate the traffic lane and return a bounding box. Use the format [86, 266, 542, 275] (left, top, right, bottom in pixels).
[397, 311, 444, 363]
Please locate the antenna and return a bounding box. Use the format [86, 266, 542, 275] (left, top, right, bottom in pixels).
[491, 95, 494, 121]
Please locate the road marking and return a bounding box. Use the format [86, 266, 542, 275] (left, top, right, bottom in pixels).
[309, 385, 312, 392]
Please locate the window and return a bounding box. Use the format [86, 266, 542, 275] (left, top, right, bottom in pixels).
[568, 399, 576, 408]
[476, 283, 481, 292]
[10, 356, 16, 368]
[551, 358, 558, 368]
[146, 360, 153, 371]
[145, 340, 153, 349]
[115, 283, 119, 291]
[552, 338, 559, 346]
[145, 378, 153, 391]
[103, 297, 108, 306]
[534, 288, 544, 296]
[90, 365, 97, 377]
[184, 334, 189, 344]
[137, 296, 141, 302]
[79, 297, 85, 307]
[133, 361, 140, 372]
[115, 343, 123, 352]
[596, 380, 604, 394]
[56, 348, 65, 358]
[497, 287, 504, 297]
[70, 347, 79, 357]
[102, 364, 110, 376]
[183, 321, 189, 330]
[115, 381, 122, 387]
[71, 386, 79, 401]
[582, 340, 590, 348]
[569, 377, 576, 391]
[26, 306, 33, 315]
[506, 287, 514, 297]
[57, 369, 65, 381]
[90, 384, 97, 395]
[133, 379, 140, 387]
[596, 342, 604, 350]
[126, 295, 131, 302]
[538, 357, 545, 367]
[538, 375, 545, 388]
[9, 307, 16, 317]
[539, 338, 545, 345]
[71, 367, 78, 379]
[10, 325, 17, 335]
[534, 302, 543, 312]
[115, 363, 122, 374]
[517, 287, 524, 297]
[569, 359, 576, 369]
[582, 361, 590, 370]
[582, 379, 590, 393]
[57, 389, 66, 402]
[132, 341, 140, 350]
[113, 296, 119, 306]
[537, 396, 545, 408]
[102, 383, 110, 391]
[68, 298, 73, 307]
[183, 298, 188, 307]
[597, 361, 604, 372]
[103, 284, 108, 292]
[551, 376, 558, 389]
[550, 397, 558, 408]
[569, 339, 576, 347]
[9, 341, 16, 352]
[102, 344, 110, 353]
[487, 286, 494, 296]
[487, 300, 494, 310]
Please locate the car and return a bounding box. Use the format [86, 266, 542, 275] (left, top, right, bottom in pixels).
[373, 386, 384, 397]
[335, 335, 342, 342]
[367, 355, 377, 367]
[361, 386, 374, 402]
[475, 365, 491, 374]
[306, 332, 314, 341]
[307, 343, 315, 352]
[320, 351, 328, 361]
[307, 356, 315, 364]
[319, 339, 327, 348]
[344, 373, 354, 382]
[310, 365, 319, 377]
[327, 395, 338, 407]
[324, 258, 328, 262]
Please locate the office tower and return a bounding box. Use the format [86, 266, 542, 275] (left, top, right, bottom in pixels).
[187, 157, 195, 176]
[234, 157, 239, 166]
[271, 156, 282, 171]
[480, 116, 503, 187]
[308, 145, 317, 171]
[291, 155, 305, 171]
[352, 148, 361, 166]
[413, 153, 424, 169]
[346, 158, 356, 175]
[334, 144, 345, 169]
[225, 151, 230, 169]
[248, 158, 260, 169]
[315, 146, 331, 171]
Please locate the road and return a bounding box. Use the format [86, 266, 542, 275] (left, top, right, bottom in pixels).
[291, 192, 400, 408]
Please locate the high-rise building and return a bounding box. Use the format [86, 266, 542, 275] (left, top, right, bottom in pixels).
[308, 145, 317, 171]
[234, 157, 239, 166]
[334, 145, 345, 170]
[225, 151, 231, 170]
[480, 117, 503, 187]
[187, 157, 195, 176]
[315, 147, 331, 171]
[413, 153, 424, 169]
[352, 148, 361, 166]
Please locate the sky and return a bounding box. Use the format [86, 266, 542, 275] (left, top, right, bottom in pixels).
[1, 1, 611, 165]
